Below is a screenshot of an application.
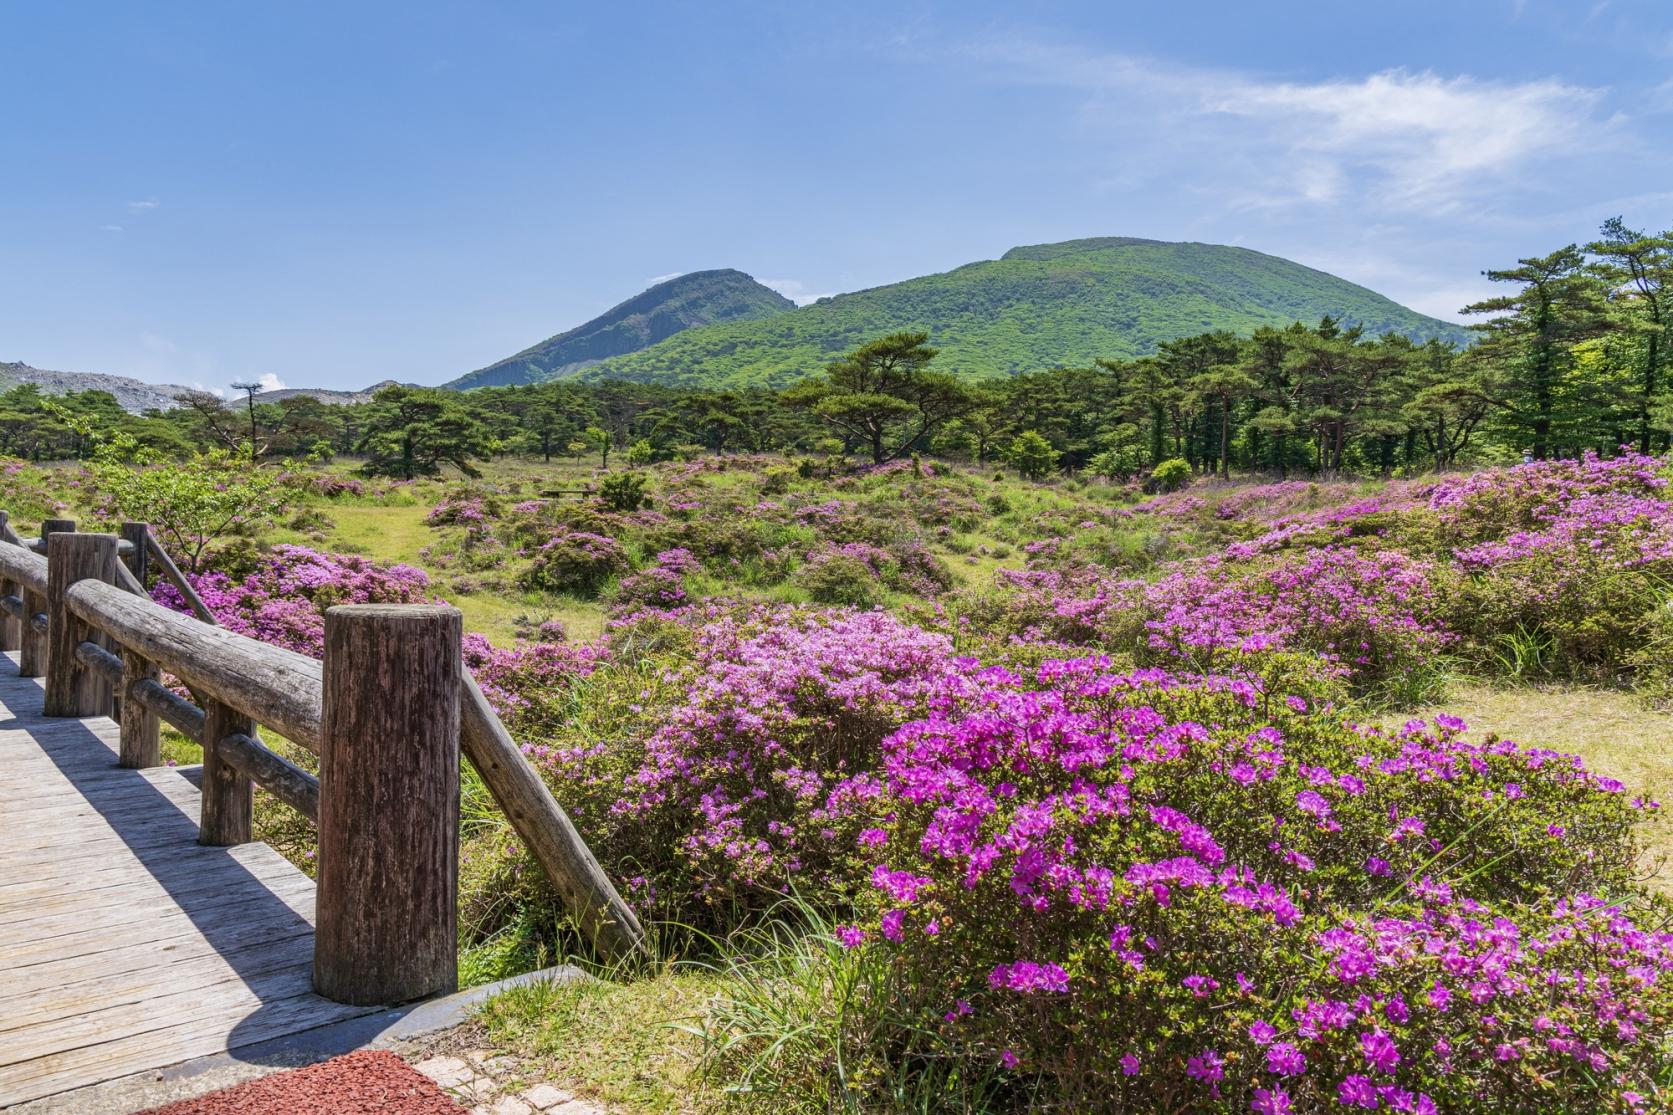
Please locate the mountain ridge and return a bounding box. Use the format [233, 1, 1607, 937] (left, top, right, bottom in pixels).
[566, 238, 1470, 389]
[447, 269, 794, 390]
[0, 361, 197, 413]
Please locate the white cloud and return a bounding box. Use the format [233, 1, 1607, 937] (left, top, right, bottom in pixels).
[190, 382, 227, 398]
[1204, 69, 1604, 210]
[256, 372, 286, 392]
[644, 272, 684, 286]
[762, 278, 836, 306]
[126, 199, 159, 212]
[960, 41, 1613, 214]
[98, 224, 123, 233]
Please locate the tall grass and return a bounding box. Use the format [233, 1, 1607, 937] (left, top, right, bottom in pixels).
[688, 900, 1010, 1115]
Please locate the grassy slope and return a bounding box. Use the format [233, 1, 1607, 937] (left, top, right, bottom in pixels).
[573, 238, 1471, 389]
[449, 270, 795, 390]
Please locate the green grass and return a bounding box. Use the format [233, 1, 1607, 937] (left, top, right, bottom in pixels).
[476, 969, 720, 1114]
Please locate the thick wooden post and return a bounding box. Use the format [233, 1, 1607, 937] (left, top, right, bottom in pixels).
[19, 519, 72, 677]
[120, 522, 151, 585]
[119, 649, 161, 768]
[43, 533, 117, 717]
[314, 604, 460, 1006]
[0, 512, 17, 653]
[200, 699, 254, 845]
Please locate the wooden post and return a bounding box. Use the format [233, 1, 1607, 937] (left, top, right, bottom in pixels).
[119, 650, 161, 768]
[314, 604, 460, 1006]
[43, 533, 117, 717]
[120, 522, 150, 585]
[200, 698, 254, 845]
[0, 512, 17, 653]
[19, 519, 72, 677]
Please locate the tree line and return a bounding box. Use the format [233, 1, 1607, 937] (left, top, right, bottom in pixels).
[9, 218, 1668, 479]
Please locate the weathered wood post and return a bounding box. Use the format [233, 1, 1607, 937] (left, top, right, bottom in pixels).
[20, 519, 73, 677]
[314, 604, 461, 1005]
[200, 700, 255, 845]
[119, 648, 162, 768]
[119, 522, 151, 584]
[43, 532, 118, 717]
[112, 523, 153, 730]
[0, 511, 17, 653]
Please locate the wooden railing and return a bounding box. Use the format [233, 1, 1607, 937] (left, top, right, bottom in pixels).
[0, 513, 644, 1004]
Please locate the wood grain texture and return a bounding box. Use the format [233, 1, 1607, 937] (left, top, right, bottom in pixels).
[216, 732, 319, 821]
[64, 576, 324, 749]
[120, 648, 161, 767]
[0, 656, 379, 1107]
[199, 699, 253, 846]
[44, 534, 117, 718]
[314, 604, 460, 1006]
[8, 530, 54, 678]
[120, 521, 150, 583]
[129, 675, 206, 741]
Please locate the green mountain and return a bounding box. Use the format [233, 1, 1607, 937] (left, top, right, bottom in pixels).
[572, 237, 1471, 389]
[448, 269, 794, 390]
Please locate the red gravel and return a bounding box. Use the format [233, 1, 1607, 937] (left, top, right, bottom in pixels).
[137, 1050, 467, 1115]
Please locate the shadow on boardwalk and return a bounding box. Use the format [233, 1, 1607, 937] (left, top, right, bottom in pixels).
[0, 661, 380, 1106]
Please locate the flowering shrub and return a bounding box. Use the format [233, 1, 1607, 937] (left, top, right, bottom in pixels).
[526, 607, 963, 925]
[612, 548, 698, 613]
[1129, 546, 1455, 691]
[426, 492, 496, 526]
[838, 658, 1668, 1111]
[155, 545, 431, 657]
[518, 529, 630, 596]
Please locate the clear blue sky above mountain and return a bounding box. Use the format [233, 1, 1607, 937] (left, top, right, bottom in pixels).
[3, 0, 1671, 392]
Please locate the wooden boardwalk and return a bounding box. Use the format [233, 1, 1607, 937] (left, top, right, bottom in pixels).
[0, 658, 381, 1108]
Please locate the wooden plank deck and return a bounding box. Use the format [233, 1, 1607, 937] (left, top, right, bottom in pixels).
[0, 657, 382, 1108]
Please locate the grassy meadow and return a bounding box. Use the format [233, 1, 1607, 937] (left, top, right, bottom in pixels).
[19, 446, 1673, 1113]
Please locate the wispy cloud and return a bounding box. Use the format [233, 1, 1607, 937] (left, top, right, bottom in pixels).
[126, 199, 160, 212]
[960, 40, 1614, 215]
[644, 272, 684, 286]
[762, 278, 835, 306]
[98, 224, 123, 233]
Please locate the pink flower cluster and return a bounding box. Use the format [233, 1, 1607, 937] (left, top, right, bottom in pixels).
[154, 545, 431, 657]
[842, 656, 1670, 1107]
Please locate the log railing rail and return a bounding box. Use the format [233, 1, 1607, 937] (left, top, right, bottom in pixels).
[0, 514, 644, 1004]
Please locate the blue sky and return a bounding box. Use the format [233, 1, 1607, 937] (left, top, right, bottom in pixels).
[3, 0, 1672, 392]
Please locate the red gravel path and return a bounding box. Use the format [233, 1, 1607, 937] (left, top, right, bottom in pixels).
[137, 1050, 467, 1115]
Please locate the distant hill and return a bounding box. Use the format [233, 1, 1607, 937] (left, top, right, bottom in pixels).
[253, 379, 415, 406]
[447, 269, 795, 390]
[573, 237, 1472, 389]
[0, 361, 194, 413]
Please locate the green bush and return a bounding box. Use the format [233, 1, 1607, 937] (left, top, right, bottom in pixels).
[794, 553, 885, 608]
[518, 529, 630, 596]
[1149, 456, 1192, 492]
[598, 471, 648, 513]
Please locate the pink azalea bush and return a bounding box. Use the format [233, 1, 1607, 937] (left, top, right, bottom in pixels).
[154, 544, 431, 656]
[518, 529, 630, 596]
[1128, 546, 1454, 688]
[519, 606, 964, 924]
[836, 657, 1669, 1110]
